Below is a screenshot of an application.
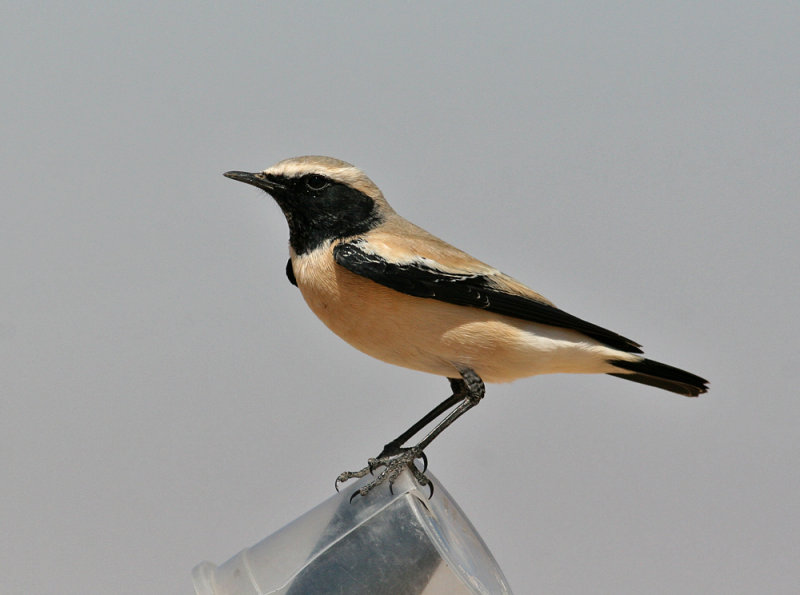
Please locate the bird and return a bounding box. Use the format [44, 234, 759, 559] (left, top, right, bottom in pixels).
[224, 155, 708, 499]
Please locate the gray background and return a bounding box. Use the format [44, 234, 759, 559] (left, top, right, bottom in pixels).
[3, 2, 798, 593]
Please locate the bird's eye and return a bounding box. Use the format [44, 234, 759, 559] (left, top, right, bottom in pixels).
[305, 174, 330, 191]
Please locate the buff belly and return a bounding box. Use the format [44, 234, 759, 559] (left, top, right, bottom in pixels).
[292, 249, 632, 383]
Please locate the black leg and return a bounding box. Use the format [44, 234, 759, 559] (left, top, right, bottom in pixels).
[377, 377, 467, 458]
[336, 367, 485, 499]
[410, 367, 484, 452]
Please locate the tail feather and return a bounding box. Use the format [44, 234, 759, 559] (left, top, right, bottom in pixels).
[608, 358, 708, 397]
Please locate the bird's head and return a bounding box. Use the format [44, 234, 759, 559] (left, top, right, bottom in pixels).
[224, 156, 393, 255]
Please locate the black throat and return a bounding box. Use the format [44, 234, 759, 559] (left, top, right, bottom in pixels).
[275, 180, 384, 255]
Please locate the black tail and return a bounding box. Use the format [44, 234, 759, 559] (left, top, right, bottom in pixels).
[607, 358, 708, 397]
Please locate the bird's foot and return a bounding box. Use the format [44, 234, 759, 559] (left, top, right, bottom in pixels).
[335, 446, 433, 501]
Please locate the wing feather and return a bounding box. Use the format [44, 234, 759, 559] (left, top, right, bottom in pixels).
[333, 240, 643, 353]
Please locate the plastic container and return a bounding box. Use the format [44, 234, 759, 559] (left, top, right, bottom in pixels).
[192, 467, 512, 594]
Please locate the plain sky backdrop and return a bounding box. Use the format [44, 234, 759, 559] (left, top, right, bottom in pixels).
[3, 2, 799, 593]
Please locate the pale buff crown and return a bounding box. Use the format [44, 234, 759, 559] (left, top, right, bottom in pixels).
[263, 155, 393, 212]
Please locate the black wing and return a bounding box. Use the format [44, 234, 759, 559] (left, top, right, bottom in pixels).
[333, 241, 642, 353]
[286, 258, 298, 287]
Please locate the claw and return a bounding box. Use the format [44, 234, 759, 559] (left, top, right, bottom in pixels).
[335, 470, 358, 492]
[338, 446, 434, 503]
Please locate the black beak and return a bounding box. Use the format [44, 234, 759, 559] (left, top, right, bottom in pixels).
[223, 170, 286, 193]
